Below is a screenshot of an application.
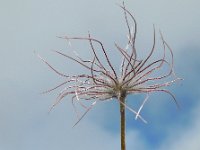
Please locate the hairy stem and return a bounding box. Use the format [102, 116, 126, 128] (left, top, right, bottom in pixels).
[120, 95, 126, 150]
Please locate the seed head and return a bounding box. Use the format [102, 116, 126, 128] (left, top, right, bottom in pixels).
[38, 2, 182, 125]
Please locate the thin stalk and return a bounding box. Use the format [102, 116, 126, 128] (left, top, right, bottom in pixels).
[119, 94, 126, 150]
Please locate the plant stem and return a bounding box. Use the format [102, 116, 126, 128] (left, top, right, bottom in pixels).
[120, 95, 126, 150]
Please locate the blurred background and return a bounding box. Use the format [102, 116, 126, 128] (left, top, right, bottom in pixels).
[0, 0, 200, 149]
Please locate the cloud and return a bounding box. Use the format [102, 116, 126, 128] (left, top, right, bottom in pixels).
[159, 101, 200, 150]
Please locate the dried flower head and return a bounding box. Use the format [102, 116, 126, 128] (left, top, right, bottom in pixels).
[38, 3, 181, 126]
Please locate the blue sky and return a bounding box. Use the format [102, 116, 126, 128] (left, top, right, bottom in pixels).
[0, 0, 200, 150]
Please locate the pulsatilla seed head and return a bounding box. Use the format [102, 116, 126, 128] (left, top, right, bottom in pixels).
[38, 2, 182, 126]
